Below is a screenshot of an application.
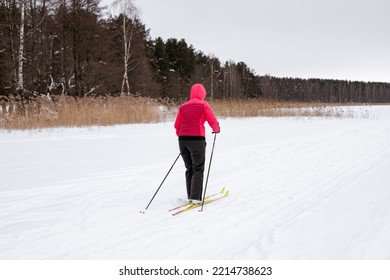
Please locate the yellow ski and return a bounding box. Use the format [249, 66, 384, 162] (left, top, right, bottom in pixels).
[169, 187, 225, 212]
[171, 189, 228, 216]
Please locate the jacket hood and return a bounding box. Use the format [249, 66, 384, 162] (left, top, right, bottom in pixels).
[190, 84, 206, 100]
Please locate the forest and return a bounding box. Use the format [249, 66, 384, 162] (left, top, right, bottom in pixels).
[1, 0, 390, 104]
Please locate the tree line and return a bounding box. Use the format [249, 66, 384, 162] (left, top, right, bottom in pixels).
[1, 0, 389, 103]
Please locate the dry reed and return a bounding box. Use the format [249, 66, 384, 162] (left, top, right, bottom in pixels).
[209, 99, 368, 119]
[0, 95, 174, 130]
[0, 96, 369, 131]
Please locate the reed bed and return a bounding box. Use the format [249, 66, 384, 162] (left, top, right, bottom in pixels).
[0, 95, 172, 130]
[209, 99, 368, 119]
[0, 96, 369, 131]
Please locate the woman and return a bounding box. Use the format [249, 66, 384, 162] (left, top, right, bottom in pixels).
[174, 83, 220, 203]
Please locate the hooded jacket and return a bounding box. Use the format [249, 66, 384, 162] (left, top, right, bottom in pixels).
[174, 84, 220, 137]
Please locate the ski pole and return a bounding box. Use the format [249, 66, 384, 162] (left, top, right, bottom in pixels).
[200, 132, 217, 212]
[140, 153, 181, 213]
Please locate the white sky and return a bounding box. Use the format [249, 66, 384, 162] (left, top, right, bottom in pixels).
[103, 0, 390, 83]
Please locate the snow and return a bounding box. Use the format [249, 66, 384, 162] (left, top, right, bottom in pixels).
[1, 106, 390, 260]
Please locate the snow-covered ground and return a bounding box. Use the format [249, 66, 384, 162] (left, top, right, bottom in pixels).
[1, 106, 390, 260]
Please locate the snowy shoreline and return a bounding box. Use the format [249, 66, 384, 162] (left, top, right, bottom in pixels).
[1, 106, 390, 259]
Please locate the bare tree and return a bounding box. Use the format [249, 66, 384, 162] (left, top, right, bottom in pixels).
[17, 0, 25, 92]
[208, 53, 216, 99]
[112, 0, 139, 95]
[224, 60, 239, 99]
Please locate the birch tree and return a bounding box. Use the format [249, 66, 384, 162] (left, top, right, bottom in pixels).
[224, 60, 239, 99]
[112, 0, 139, 95]
[17, 0, 25, 92]
[208, 53, 216, 99]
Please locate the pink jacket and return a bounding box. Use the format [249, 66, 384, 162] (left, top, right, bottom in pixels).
[174, 84, 220, 137]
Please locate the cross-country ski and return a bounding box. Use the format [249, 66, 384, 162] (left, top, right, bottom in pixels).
[170, 188, 229, 216]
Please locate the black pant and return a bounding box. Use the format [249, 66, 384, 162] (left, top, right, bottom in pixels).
[179, 139, 206, 200]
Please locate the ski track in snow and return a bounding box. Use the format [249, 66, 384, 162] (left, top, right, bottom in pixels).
[1, 106, 390, 259]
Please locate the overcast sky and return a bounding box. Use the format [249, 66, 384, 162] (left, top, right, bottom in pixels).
[104, 0, 390, 83]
